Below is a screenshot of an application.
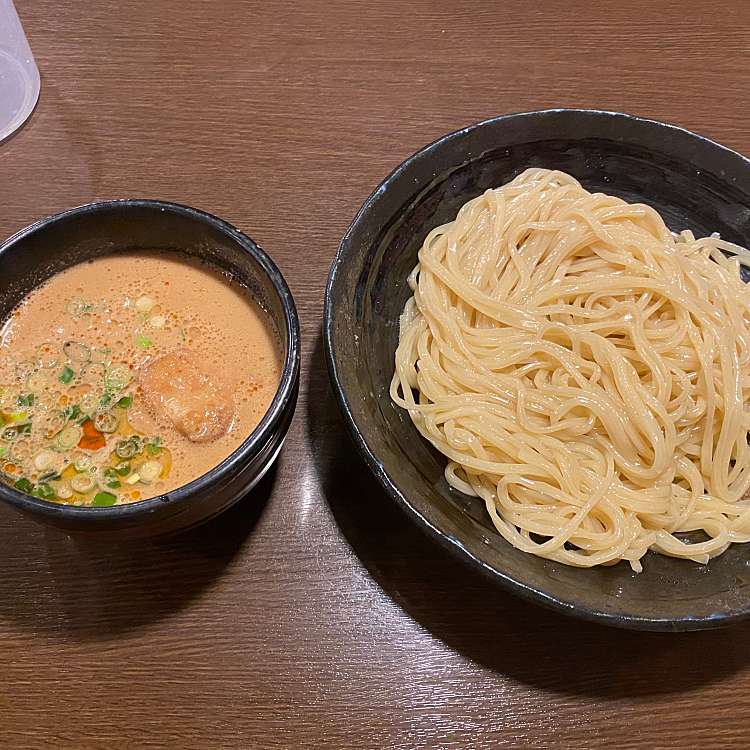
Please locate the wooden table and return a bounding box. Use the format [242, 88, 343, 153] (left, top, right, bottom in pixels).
[3, 1, 750, 747]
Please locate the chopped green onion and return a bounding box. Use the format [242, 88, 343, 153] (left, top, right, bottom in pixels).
[0, 445, 8, 459]
[32, 483, 56, 500]
[33, 449, 57, 472]
[135, 335, 153, 349]
[14, 477, 33, 493]
[16, 394, 34, 407]
[135, 296, 155, 314]
[146, 437, 162, 456]
[56, 484, 73, 500]
[80, 390, 99, 415]
[92, 491, 117, 507]
[73, 453, 92, 472]
[99, 393, 114, 410]
[116, 395, 133, 409]
[62, 404, 82, 422]
[106, 480, 121, 489]
[105, 365, 132, 391]
[59, 366, 75, 385]
[115, 462, 131, 476]
[71, 474, 95, 493]
[115, 436, 142, 459]
[54, 424, 82, 451]
[139, 460, 162, 483]
[1, 426, 18, 442]
[94, 412, 119, 433]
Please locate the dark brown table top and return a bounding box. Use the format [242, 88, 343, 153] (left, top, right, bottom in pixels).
[3, 1, 750, 747]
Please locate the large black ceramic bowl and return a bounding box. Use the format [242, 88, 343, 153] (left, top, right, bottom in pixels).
[0, 200, 300, 538]
[324, 109, 750, 631]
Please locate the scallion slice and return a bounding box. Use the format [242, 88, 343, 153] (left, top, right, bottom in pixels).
[139, 460, 162, 483]
[59, 366, 75, 385]
[32, 483, 56, 501]
[115, 436, 142, 459]
[94, 411, 119, 434]
[62, 404, 82, 422]
[116, 395, 133, 409]
[71, 474, 95, 493]
[1, 427, 18, 442]
[92, 491, 117, 507]
[73, 453, 92, 472]
[54, 424, 82, 451]
[105, 364, 132, 391]
[146, 437, 162, 455]
[14, 477, 33, 493]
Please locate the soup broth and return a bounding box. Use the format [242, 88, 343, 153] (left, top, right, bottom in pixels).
[0, 252, 281, 506]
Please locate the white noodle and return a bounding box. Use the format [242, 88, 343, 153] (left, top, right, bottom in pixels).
[391, 168, 750, 572]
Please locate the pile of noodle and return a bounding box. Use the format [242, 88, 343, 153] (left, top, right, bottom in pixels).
[391, 168, 750, 571]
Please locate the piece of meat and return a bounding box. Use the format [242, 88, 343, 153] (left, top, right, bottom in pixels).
[138, 349, 234, 442]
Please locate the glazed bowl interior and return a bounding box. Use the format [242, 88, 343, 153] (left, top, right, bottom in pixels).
[0, 200, 298, 530]
[325, 109, 750, 630]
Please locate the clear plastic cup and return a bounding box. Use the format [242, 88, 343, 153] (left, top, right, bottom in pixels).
[0, 0, 40, 141]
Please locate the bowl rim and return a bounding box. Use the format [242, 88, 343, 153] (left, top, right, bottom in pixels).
[323, 108, 750, 631]
[0, 198, 301, 523]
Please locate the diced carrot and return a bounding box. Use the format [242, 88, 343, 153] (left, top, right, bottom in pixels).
[78, 419, 106, 450]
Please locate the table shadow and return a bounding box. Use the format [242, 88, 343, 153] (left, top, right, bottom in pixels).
[308, 332, 750, 699]
[0, 465, 275, 642]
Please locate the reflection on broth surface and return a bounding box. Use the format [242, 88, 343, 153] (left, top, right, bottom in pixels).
[0, 253, 282, 506]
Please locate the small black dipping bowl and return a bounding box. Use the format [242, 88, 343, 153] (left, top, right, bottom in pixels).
[0, 200, 300, 538]
[324, 109, 750, 631]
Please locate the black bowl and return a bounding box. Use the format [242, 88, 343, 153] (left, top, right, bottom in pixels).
[324, 109, 750, 631]
[0, 200, 300, 538]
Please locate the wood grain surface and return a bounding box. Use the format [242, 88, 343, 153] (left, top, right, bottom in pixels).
[2, 1, 750, 747]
